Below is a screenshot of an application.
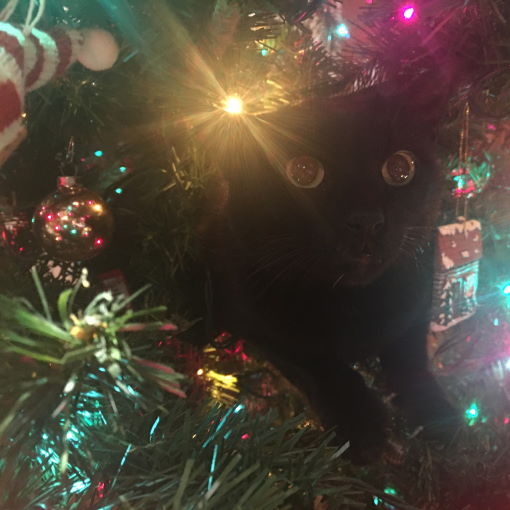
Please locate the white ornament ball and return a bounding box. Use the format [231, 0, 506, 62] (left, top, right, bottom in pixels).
[77, 28, 119, 71]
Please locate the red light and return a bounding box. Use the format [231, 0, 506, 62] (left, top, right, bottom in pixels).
[97, 481, 106, 498]
[46, 214, 54, 221]
[241, 433, 250, 440]
[94, 238, 104, 247]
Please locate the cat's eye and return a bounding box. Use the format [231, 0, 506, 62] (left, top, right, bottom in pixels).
[285, 156, 324, 188]
[382, 151, 416, 186]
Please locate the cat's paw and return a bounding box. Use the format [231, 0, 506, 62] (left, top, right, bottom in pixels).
[409, 394, 462, 443]
[346, 422, 388, 465]
[328, 390, 390, 465]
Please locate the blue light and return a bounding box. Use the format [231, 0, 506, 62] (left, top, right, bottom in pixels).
[504, 285, 510, 295]
[149, 416, 161, 441]
[94, 150, 103, 157]
[208, 443, 219, 490]
[233, 404, 244, 414]
[115, 187, 123, 195]
[335, 23, 350, 38]
[260, 48, 269, 56]
[119, 166, 127, 173]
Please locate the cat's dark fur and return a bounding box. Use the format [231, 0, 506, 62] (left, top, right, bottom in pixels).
[201, 87, 459, 462]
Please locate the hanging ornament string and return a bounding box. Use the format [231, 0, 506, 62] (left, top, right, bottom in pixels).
[23, 0, 45, 35]
[61, 137, 77, 177]
[457, 102, 471, 220]
[0, 0, 19, 22]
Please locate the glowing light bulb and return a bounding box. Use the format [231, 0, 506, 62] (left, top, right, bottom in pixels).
[223, 95, 244, 115]
[465, 401, 480, 425]
[335, 23, 350, 38]
[400, 5, 416, 21]
[94, 150, 103, 157]
[384, 486, 397, 496]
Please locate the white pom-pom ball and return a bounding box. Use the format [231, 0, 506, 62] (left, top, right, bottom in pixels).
[77, 28, 119, 71]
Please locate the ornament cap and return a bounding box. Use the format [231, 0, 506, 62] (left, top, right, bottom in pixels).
[58, 176, 77, 188]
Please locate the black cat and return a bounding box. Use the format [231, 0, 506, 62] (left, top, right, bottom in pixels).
[201, 86, 459, 462]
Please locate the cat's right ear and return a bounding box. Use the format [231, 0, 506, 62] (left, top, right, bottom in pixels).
[380, 52, 464, 128]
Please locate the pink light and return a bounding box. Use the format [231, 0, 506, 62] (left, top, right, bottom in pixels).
[401, 5, 416, 21]
[241, 433, 250, 440]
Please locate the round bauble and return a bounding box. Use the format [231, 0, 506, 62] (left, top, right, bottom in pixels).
[77, 28, 119, 71]
[33, 177, 114, 262]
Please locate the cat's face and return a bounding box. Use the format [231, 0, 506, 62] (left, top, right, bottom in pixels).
[222, 90, 443, 288]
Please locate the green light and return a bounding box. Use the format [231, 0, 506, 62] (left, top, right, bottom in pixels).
[384, 486, 397, 496]
[260, 48, 269, 56]
[94, 150, 103, 157]
[115, 187, 123, 195]
[119, 166, 127, 173]
[465, 401, 480, 425]
[70, 228, 77, 235]
[494, 318, 500, 326]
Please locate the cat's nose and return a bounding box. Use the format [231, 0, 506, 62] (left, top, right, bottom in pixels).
[346, 210, 385, 234]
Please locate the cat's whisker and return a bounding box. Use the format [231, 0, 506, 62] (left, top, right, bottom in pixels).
[255, 250, 313, 296]
[332, 273, 345, 289]
[247, 245, 303, 281]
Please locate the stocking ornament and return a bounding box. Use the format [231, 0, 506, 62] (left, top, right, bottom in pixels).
[0, 19, 119, 160]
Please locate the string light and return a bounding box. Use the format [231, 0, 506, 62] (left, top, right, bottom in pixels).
[223, 95, 244, 115]
[400, 5, 416, 22]
[335, 23, 350, 38]
[465, 401, 480, 426]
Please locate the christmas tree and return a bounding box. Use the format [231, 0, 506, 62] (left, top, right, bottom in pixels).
[1, 1, 510, 508]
